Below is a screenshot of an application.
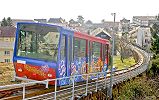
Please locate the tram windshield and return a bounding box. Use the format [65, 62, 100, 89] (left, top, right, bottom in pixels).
[17, 23, 60, 62]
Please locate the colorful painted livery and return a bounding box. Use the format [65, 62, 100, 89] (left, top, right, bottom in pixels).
[13, 22, 109, 86]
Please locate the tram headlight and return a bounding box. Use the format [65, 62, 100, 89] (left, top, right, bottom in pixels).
[18, 68, 22, 72]
[48, 74, 52, 77]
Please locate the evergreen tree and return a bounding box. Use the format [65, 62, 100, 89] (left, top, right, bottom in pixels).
[1, 17, 13, 26]
[150, 23, 159, 55]
[150, 21, 159, 76]
[1, 17, 8, 26]
[7, 17, 12, 26]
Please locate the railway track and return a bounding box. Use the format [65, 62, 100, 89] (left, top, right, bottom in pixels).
[0, 45, 149, 100]
[0, 84, 48, 99]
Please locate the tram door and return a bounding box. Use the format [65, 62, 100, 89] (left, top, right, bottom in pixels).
[59, 34, 67, 78]
[68, 35, 73, 76]
[58, 31, 74, 85]
[59, 34, 73, 75]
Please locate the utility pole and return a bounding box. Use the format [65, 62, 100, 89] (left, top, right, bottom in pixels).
[109, 12, 116, 99]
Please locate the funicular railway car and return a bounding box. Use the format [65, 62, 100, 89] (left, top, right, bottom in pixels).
[13, 22, 109, 86]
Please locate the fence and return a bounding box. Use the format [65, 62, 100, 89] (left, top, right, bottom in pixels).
[0, 46, 150, 100]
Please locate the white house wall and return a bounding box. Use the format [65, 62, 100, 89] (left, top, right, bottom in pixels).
[137, 27, 151, 47]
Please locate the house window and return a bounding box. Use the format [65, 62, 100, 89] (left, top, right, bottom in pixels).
[5, 38, 9, 42]
[101, 35, 106, 38]
[145, 32, 148, 37]
[4, 51, 10, 55]
[4, 59, 10, 62]
[145, 39, 148, 43]
[56, 34, 58, 38]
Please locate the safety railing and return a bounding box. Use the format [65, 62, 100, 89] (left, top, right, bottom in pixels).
[26, 49, 149, 100]
[0, 46, 150, 100]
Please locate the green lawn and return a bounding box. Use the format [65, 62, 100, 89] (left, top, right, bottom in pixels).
[113, 56, 136, 70]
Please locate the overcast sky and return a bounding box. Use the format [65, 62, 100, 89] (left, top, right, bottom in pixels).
[0, 0, 159, 23]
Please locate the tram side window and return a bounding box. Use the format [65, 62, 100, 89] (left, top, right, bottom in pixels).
[73, 38, 86, 60]
[105, 44, 108, 62]
[92, 42, 101, 72]
[103, 44, 108, 63]
[92, 42, 101, 60]
[88, 41, 92, 72]
[68, 36, 73, 63]
[60, 35, 66, 60]
[102, 44, 106, 62]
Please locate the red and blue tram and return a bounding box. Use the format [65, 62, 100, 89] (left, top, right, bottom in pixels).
[13, 22, 109, 86]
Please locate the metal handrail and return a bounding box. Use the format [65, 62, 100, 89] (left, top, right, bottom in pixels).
[0, 46, 150, 100]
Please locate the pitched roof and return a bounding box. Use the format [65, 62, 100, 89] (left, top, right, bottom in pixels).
[103, 21, 120, 26]
[69, 19, 80, 24]
[92, 21, 119, 29]
[48, 18, 64, 23]
[0, 26, 16, 37]
[120, 18, 130, 23]
[85, 20, 93, 24]
[34, 19, 47, 23]
[91, 28, 111, 38]
[129, 26, 140, 35]
[69, 19, 75, 23]
[12, 19, 35, 26]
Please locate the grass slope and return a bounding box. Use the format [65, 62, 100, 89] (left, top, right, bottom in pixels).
[113, 56, 136, 70]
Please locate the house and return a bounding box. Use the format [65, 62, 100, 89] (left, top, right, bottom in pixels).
[0, 26, 16, 63]
[128, 26, 140, 44]
[136, 27, 151, 47]
[0, 26, 15, 42]
[69, 19, 81, 28]
[90, 28, 111, 40]
[119, 18, 130, 33]
[148, 20, 159, 27]
[87, 21, 120, 34]
[48, 17, 68, 27]
[128, 26, 151, 47]
[68, 19, 92, 33]
[80, 21, 120, 35]
[85, 20, 93, 25]
[102, 21, 120, 32]
[48, 18, 64, 24]
[12, 19, 35, 27]
[0, 42, 14, 62]
[34, 19, 47, 23]
[132, 16, 156, 27]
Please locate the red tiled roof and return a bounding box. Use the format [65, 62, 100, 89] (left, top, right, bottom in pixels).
[0, 26, 16, 37]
